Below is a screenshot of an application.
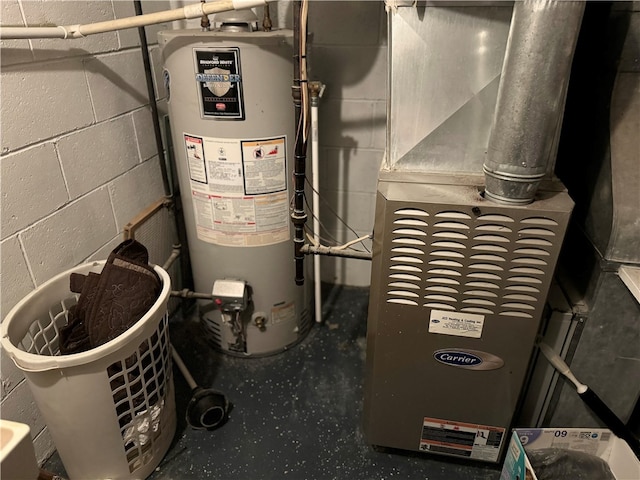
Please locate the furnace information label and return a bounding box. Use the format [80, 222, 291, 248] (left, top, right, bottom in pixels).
[183, 133, 289, 247]
[428, 310, 485, 339]
[419, 417, 505, 462]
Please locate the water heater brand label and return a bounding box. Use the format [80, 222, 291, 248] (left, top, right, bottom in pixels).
[433, 349, 504, 371]
[194, 47, 245, 119]
[429, 309, 484, 338]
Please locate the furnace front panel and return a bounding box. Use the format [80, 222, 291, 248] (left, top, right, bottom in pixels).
[363, 179, 572, 462]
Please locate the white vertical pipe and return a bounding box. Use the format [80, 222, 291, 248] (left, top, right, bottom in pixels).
[311, 97, 322, 323]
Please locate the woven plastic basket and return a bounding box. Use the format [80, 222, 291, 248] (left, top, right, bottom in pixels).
[1, 261, 176, 480]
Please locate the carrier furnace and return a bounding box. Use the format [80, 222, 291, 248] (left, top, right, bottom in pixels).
[363, 2, 579, 462]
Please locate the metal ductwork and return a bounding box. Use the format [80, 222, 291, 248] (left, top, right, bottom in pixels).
[483, 0, 585, 205]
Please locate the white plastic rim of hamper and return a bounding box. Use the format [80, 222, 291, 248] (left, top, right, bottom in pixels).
[0, 260, 176, 480]
[1, 261, 170, 371]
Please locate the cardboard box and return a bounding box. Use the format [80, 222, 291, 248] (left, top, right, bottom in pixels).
[500, 428, 640, 480]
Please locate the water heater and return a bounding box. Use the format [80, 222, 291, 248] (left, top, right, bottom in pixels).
[159, 20, 311, 356]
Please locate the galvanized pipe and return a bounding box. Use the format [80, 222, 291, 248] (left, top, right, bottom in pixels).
[484, 0, 585, 204]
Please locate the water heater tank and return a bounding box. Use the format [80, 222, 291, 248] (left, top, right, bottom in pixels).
[159, 25, 312, 356]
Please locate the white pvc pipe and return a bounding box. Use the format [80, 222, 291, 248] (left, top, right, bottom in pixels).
[0, 0, 268, 40]
[538, 341, 588, 394]
[311, 99, 322, 323]
[0, 26, 71, 39]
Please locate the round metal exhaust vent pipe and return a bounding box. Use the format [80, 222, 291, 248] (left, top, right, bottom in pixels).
[484, 0, 585, 205]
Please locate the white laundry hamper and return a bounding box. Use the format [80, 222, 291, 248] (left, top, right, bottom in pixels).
[0, 261, 176, 480]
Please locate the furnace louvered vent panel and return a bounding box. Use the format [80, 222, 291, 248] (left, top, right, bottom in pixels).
[386, 207, 560, 320]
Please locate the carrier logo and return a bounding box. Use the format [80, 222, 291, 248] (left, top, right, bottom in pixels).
[434, 349, 504, 370]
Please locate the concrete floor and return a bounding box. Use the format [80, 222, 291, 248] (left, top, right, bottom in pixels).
[45, 285, 502, 480]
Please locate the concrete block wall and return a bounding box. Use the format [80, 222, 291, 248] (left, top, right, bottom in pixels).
[308, 1, 387, 286]
[0, 0, 173, 464]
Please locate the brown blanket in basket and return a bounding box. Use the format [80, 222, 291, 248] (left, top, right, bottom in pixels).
[59, 240, 161, 355]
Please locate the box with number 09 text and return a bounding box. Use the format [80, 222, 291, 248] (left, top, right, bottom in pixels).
[500, 428, 640, 480]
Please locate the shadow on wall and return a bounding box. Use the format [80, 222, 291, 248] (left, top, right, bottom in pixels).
[0, 48, 156, 156]
[306, 1, 387, 285]
[2, 48, 150, 99]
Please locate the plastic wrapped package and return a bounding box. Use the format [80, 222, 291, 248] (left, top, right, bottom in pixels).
[527, 448, 616, 480]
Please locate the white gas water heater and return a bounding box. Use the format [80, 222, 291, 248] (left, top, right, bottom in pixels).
[159, 12, 311, 356]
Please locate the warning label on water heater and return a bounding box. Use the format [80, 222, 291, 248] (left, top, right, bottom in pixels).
[183, 133, 289, 247]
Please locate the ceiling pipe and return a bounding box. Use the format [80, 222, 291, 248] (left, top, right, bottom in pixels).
[0, 0, 268, 39]
[483, 0, 585, 205]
